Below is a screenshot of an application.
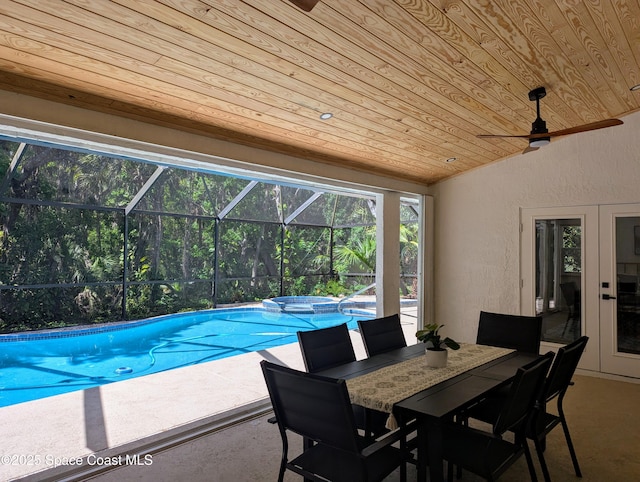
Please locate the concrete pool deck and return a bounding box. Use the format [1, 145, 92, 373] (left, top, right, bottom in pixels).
[1, 311, 418, 481]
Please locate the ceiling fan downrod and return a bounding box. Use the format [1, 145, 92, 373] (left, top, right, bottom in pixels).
[528, 87, 550, 148]
[288, 0, 320, 11]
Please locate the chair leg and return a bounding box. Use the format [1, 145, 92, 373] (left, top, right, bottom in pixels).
[278, 438, 288, 482]
[557, 394, 582, 478]
[277, 461, 286, 482]
[560, 414, 582, 477]
[533, 437, 552, 482]
[399, 433, 407, 482]
[522, 439, 539, 482]
[453, 414, 466, 479]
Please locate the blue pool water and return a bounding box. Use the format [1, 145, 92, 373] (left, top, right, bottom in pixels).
[0, 307, 372, 407]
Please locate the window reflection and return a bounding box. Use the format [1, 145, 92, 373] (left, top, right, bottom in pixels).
[535, 219, 582, 343]
[615, 217, 640, 355]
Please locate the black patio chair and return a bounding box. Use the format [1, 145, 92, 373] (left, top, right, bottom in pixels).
[477, 311, 542, 354]
[297, 323, 389, 438]
[297, 323, 357, 373]
[357, 314, 407, 357]
[559, 282, 581, 337]
[462, 310, 544, 477]
[261, 360, 411, 482]
[530, 335, 588, 480]
[464, 336, 589, 482]
[443, 352, 554, 482]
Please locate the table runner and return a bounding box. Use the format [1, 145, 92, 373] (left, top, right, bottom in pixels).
[346, 344, 514, 429]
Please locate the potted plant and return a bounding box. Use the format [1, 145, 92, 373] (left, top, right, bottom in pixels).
[416, 323, 461, 367]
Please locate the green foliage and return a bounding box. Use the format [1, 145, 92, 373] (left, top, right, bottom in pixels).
[562, 225, 581, 273]
[312, 278, 348, 297]
[0, 139, 421, 332]
[416, 324, 460, 351]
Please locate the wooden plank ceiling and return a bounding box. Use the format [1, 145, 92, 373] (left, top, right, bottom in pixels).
[0, 0, 638, 185]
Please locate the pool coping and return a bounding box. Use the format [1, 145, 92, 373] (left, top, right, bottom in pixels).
[0, 309, 267, 341]
[0, 302, 386, 342]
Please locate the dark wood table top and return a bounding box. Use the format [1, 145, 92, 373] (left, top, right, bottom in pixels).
[316, 343, 425, 379]
[395, 351, 539, 419]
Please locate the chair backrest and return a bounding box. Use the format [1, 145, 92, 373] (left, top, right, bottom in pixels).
[260, 360, 360, 454]
[357, 314, 406, 357]
[493, 352, 554, 436]
[543, 336, 589, 403]
[477, 311, 542, 354]
[297, 323, 357, 373]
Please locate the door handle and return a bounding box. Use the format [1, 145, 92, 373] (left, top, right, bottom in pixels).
[602, 294, 617, 300]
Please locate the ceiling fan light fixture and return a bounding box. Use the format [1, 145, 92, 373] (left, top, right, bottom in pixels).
[477, 86, 623, 146]
[529, 137, 550, 148]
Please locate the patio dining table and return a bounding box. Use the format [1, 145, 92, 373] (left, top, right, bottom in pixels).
[317, 342, 539, 482]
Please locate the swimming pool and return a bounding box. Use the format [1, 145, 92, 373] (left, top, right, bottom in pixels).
[0, 307, 373, 407]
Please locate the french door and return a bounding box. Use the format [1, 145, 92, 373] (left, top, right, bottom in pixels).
[599, 204, 640, 378]
[522, 205, 640, 378]
[521, 207, 599, 372]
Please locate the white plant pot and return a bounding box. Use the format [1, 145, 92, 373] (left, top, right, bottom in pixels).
[425, 348, 448, 368]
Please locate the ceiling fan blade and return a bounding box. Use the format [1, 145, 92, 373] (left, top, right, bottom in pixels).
[522, 146, 540, 154]
[547, 118, 623, 138]
[288, 0, 320, 11]
[478, 118, 623, 140]
[477, 133, 531, 139]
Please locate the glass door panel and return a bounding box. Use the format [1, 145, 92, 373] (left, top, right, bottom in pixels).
[535, 219, 583, 344]
[614, 217, 640, 356]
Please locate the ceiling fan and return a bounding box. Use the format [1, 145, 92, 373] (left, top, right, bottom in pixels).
[288, 0, 320, 12]
[477, 87, 623, 153]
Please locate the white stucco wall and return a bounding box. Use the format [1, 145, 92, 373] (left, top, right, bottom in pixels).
[429, 109, 640, 344]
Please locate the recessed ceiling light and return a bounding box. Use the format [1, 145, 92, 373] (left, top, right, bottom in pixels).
[631, 83, 640, 92]
[319, 112, 333, 120]
[445, 157, 457, 163]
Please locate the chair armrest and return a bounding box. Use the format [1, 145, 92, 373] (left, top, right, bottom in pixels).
[361, 419, 418, 457]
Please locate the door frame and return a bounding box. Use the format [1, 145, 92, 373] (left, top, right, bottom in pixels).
[520, 206, 600, 372]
